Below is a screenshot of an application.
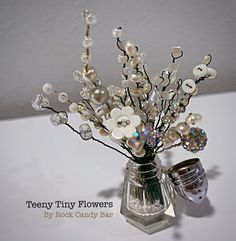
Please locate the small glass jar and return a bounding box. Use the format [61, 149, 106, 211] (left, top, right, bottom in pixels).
[120, 156, 176, 234]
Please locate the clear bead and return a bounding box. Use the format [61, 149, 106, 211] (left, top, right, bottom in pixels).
[73, 70, 83, 83]
[85, 13, 97, 25]
[112, 28, 122, 38]
[42, 83, 54, 94]
[83, 37, 94, 48]
[171, 46, 182, 58]
[31, 94, 49, 111]
[117, 54, 128, 64]
[79, 123, 92, 140]
[58, 92, 69, 103]
[81, 52, 91, 64]
[50, 112, 68, 126]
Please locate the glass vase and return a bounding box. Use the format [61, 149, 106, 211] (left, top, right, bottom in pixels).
[120, 156, 176, 234]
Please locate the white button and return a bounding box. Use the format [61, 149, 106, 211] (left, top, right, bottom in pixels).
[182, 79, 197, 94]
[207, 67, 217, 79]
[193, 64, 208, 79]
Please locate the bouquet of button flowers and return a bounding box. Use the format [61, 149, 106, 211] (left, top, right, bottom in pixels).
[32, 10, 216, 164]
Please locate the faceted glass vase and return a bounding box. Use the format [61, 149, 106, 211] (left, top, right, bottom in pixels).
[120, 156, 176, 234]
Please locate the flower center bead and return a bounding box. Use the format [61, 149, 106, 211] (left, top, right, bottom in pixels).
[116, 116, 131, 127]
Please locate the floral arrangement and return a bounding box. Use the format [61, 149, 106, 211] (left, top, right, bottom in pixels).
[32, 10, 216, 164]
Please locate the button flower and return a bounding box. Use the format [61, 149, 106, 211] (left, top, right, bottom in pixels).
[105, 106, 141, 140]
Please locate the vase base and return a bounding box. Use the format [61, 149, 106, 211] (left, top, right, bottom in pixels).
[121, 203, 176, 234]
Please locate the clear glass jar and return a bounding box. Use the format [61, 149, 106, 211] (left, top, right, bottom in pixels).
[120, 156, 176, 234]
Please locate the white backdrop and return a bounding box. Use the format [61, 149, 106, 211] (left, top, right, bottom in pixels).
[0, 92, 235, 241]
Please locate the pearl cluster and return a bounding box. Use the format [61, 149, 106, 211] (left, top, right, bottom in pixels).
[32, 10, 217, 161]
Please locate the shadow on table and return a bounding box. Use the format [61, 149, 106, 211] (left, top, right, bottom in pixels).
[97, 151, 222, 239]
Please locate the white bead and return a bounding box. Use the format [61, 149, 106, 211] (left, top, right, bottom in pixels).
[85, 13, 97, 25]
[182, 79, 197, 94]
[112, 28, 122, 38]
[80, 52, 91, 64]
[124, 41, 137, 56]
[207, 67, 217, 79]
[175, 122, 191, 136]
[83, 37, 93, 48]
[58, 92, 69, 103]
[193, 64, 208, 79]
[69, 103, 79, 112]
[42, 83, 54, 94]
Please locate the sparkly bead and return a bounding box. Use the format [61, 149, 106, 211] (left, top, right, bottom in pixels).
[50, 112, 68, 126]
[127, 138, 144, 152]
[80, 86, 90, 99]
[117, 54, 128, 64]
[89, 86, 109, 105]
[202, 55, 211, 65]
[171, 47, 182, 58]
[181, 127, 207, 153]
[79, 123, 92, 140]
[124, 41, 137, 56]
[193, 64, 208, 79]
[69, 103, 79, 113]
[163, 136, 174, 145]
[81, 52, 91, 64]
[149, 89, 159, 103]
[58, 92, 69, 103]
[31, 94, 49, 111]
[175, 122, 191, 136]
[207, 67, 217, 79]
[42, 83, 54, 94]
[112, 28, 122, 38]
[185, 113, 202, 125]
[85, 13, 97, 25]
[83, 37, 93, 48]
[182, 79, 197, 94]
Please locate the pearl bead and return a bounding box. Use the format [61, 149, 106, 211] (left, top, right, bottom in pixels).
[182, 79, 197, 94]
[129, 73, 143, 83]
[171, 47, 182, 58]
[58, 92, 69, 103]
[132, 148, 146, 157]
[166, 127, 180, 141]
[175, 122, 191, 136]
[193, 64, 208, 79]
[81, 52, 91, 64]
[89, 86, 109, 105]
[202, 55, 211, 65]
[85, 13, 97, 25]
[124, 41, 137, 56]
[82, 67, 97, 82]
[112, 28, 122, 38]
[42, 83, 54, 94]
[207, 67, 217, 79]
[69, 103, 79, 113]
[83, 37, 93, 48]
[185, 113, 202, 125]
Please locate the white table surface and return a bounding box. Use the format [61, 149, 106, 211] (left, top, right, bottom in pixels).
[0, 92, 236, 241]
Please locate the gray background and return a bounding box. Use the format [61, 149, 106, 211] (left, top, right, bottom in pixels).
[0, 0, 236, 120]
